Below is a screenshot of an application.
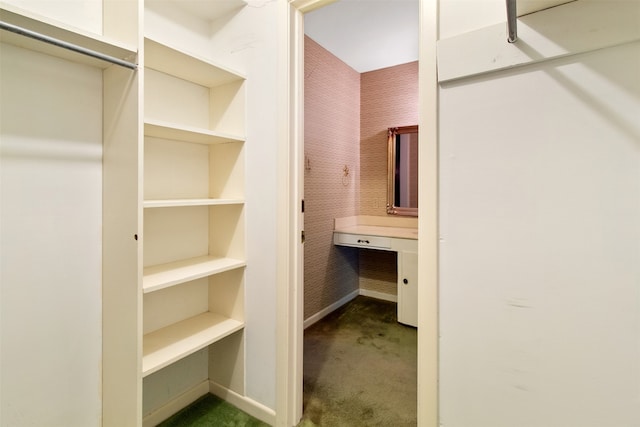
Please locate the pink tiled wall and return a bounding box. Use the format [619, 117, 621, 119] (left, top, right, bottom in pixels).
[360, 62, 419, 216]
[304, 36, 361, 320]
[304, 36, 418, 316]
[359, 62, 419, 296]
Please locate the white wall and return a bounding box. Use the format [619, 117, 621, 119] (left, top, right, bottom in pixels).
[2, 0, 103, 34]
[0, 43, 103, 426]
[217, 3, 280, 409]
[438, 1, 640, 426]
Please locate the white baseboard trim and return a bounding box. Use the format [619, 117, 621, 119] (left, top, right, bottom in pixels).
[209, 381, 276, 425]
[303, 289, 360, 329]
[359, 288, 397, 303]
[142, 380, 209, 427]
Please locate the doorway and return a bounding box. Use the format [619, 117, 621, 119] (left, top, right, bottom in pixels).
[301, 0, 418, 423]
[276, 0, 438, 426]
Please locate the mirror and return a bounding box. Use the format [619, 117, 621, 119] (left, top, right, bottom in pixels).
[387, 125, 418, 216]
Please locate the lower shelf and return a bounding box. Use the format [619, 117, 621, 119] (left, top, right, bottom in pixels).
[143, 312, 244, 377]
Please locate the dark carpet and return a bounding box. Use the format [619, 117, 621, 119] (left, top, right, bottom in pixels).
[300, 296, 417, 426]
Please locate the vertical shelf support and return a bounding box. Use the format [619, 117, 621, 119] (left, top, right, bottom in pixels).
[506, 0, 518, 43]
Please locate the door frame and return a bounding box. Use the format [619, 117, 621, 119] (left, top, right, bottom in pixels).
[275, 1, 439, 425]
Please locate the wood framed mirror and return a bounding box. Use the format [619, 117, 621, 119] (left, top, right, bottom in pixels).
[387, 125, 418, 216]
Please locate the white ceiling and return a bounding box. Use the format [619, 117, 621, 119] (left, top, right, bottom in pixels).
[304, 0, 419, 73]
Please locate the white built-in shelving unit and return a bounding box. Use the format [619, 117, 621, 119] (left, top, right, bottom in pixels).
[140, 2, 248, 423]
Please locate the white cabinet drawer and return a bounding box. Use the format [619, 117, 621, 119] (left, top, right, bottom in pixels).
[333, 232, 392, 249]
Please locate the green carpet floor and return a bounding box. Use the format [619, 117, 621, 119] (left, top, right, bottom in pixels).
[157, 394, 269, 427]
[158, 296, 416, 426]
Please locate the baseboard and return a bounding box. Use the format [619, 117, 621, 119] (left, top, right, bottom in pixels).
[359, 288, 397, 303]
[209, 381, 276, 425]
[303, 289, 360, 329]
[142, 380, 209, 427]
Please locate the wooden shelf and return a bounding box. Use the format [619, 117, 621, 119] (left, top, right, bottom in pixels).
[145, 37, 244, 88]
[143, 255, 245, 293]
[142, 312, 244, 377]
[144, 119, 244, 145]
[143, 198, 244, 209]
[0, 6, 136, 69]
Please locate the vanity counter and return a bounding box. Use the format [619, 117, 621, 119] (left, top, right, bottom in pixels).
[333, 216, 418, 327]
[333, 215, 418, 248]
[333, 224, 417, 240]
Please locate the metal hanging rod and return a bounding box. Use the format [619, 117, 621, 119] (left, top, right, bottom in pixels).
[506, 0, 518, 43]
[0, 20, 137, 70]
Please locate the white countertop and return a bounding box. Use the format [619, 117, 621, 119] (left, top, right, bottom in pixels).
[333, 224, 418, 240]
[333, 216, 418, 240]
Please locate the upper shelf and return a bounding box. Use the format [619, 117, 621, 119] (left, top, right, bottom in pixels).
[144, 119, 245, 145]
[0, 5, 136, 69]
[144, 37, 244, 88]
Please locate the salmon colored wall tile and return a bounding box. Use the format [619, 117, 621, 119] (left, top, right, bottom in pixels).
[305, 35, 418, 313]
[304, 36, 360, 319]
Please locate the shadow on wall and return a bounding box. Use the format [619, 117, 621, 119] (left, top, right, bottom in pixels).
[359, 249, 397, 294]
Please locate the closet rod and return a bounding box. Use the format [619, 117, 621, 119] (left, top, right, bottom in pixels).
[506, 0, 518, 43]
[0, 20, 137, 70]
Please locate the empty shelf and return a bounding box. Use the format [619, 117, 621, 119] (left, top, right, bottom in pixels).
[143, 312, 244, 377]
[143, 198, 244, 208]
[144, 119, 245, 145]
[145, 37, 244, 88]
[143, 255, 246, 293]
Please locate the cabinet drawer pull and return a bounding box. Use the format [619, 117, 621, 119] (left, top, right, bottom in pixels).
[334, 233, 391, 249]
[403, 278, 409, 285]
